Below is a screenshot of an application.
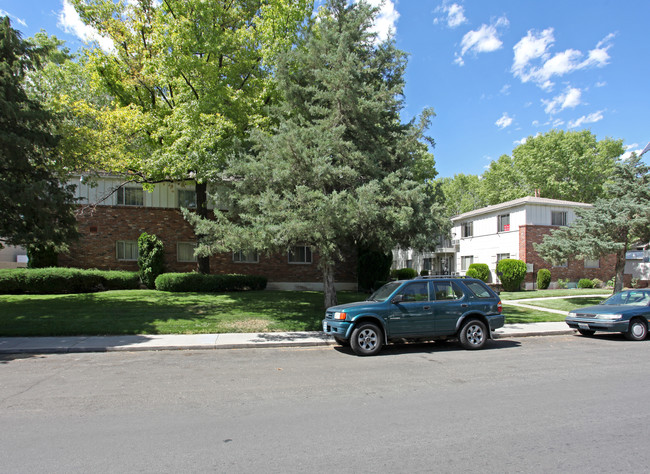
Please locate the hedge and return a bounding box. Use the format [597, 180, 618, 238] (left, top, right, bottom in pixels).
[395, 268, 417, 280]
[497, 259, 527, 292]
[536, 269, 551, 289]
[578, 278, 595, 289]
[154, 273, 268, 292]
[0, 268, 140, 294]
[468, 263, 490, 282]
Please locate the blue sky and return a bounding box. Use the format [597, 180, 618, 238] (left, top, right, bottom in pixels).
[2, 0, 649, 177]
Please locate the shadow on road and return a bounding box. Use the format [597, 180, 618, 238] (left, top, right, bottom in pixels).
[333, 338, 521, 356]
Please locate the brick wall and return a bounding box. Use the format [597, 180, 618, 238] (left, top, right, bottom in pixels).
[519, 225, 617, 285]
[59, 205, 357, 285]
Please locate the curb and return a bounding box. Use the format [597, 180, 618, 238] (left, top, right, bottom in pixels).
[0, 328, 575, 355]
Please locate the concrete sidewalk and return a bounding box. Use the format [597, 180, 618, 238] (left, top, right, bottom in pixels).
[0, 322, 575, 354]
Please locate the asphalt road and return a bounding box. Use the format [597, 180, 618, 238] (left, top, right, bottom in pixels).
[1, 334, 649, 473]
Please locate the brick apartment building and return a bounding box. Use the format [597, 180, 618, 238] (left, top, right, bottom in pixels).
[451, 196, 623, 289]
[54, 175, 357, 291]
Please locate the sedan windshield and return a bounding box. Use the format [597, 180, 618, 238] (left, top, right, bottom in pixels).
[602, 290, 650, 306]
[367, 281, 402, 302]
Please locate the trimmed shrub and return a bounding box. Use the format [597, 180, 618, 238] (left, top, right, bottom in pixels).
[468, 263, 490, 282]
[357, 247, 393, 291]
[497, 259, 527, 292]
[578, 278, 595, 289]
[420, 269, 429, 276]
[154, 273, 268, 292]
[557, 278, 568, 289]
[536, 268, 551, 289]
[0, 268, 140, 294]
[465, 268, 480, 279]
[138, 232, 165, 289]
[395, 268, 417, 280]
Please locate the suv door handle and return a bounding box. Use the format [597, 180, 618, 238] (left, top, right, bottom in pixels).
[461, 304, 469, 308]
[423, 306, 431, 310]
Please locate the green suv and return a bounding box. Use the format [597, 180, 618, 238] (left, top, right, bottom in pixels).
[323, 277, 504, 356]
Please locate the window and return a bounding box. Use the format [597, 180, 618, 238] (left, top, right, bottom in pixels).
[461, 256, 474, 271]
[552, 211, 567, 226]
[116, 187, 144, 206]
[406, 259, 413, 269]
[584, 259, 600, 269]
[465, 281, 492, 298]
[177, 242, 197, 262]
[497, 253, 510, 262]
[398, 282, 430, 302]
[462, 221, 473, 238]
[423, 258, 433, 272]
[553, 260, 568, 268]
[178, 189, 197, 209]
[433, 281, 463, 300]
[288, 245, 312, 264]
[116, 241, 138, 261]
[497, 214, 510, 232]
[233, 250, 259, 263]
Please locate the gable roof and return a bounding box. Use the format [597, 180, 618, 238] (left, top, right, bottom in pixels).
[451, 196, 593, 222]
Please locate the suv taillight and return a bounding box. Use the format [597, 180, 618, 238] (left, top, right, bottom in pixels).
[497, 301, 502, 313]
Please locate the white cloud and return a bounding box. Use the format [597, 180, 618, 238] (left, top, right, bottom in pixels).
[495, 112, 513, 129]
[514, 137, 527, 146]
[568, 110, 604, 129]
[622, 143, 643, 160]
[57, 0, 114, 52]
[0, 9, 28, 27]
[500, 84, 511, 95]
[455, 16, 508, 66]
[364, 0, 399, 42]
[542, 87, 582, 115]
[434, 2, 467, 28]
[595, 81, 607, 88]
[512, 29, 614, 90]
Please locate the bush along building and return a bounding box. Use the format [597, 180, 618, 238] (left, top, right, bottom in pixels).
[55, 175, 357, 291]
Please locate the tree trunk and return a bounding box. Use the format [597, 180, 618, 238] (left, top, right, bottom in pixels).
[322, 261, 338, 309]
[195, 181, 210, 274]
[614, 248, 626, 293]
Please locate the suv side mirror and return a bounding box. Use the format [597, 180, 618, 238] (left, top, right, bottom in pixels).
[391, 294, 404, 304]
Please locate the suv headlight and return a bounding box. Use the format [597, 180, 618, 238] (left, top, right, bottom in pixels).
[334, 312, 347, 320]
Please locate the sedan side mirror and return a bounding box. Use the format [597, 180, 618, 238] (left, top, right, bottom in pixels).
[391, 294, 404, 304]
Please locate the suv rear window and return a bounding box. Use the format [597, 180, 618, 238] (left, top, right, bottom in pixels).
[465, 281, 493, 298]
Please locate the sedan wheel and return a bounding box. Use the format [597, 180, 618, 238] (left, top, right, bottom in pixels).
[459, 319, 487, 350]
[625, 319, 648, 341]
[350, 323, 383, 356]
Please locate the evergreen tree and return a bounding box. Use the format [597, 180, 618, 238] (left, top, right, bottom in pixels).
[535, 154, 650, 292]
[0, 17, 78, 255]
[188, 0, 446, 307]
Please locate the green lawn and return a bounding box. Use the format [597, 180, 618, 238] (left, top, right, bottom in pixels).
[499, 288, 611, 300]
[0, 290, 367, 337]
[0, 287, 616, 337]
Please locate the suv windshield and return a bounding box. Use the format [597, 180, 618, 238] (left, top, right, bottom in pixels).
[367, 281, 402, 302]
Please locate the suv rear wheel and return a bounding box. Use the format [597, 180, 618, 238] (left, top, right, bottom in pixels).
[350, 323, 383, 356]
[459, 319, 487, 350]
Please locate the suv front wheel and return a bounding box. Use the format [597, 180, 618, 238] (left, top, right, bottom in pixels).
[459, 319, 487, 350]
[350, 323, 383, 356]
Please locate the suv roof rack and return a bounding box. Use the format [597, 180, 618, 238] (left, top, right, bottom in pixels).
[414, 275, 468, 279]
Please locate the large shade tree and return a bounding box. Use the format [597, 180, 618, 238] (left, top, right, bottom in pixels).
[188, 0, 447, 307]
[0, 17, 78, 258]
[482, 129, 624, 205]
[535, 154, 650, 292]
[67, 0, 312, 273]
